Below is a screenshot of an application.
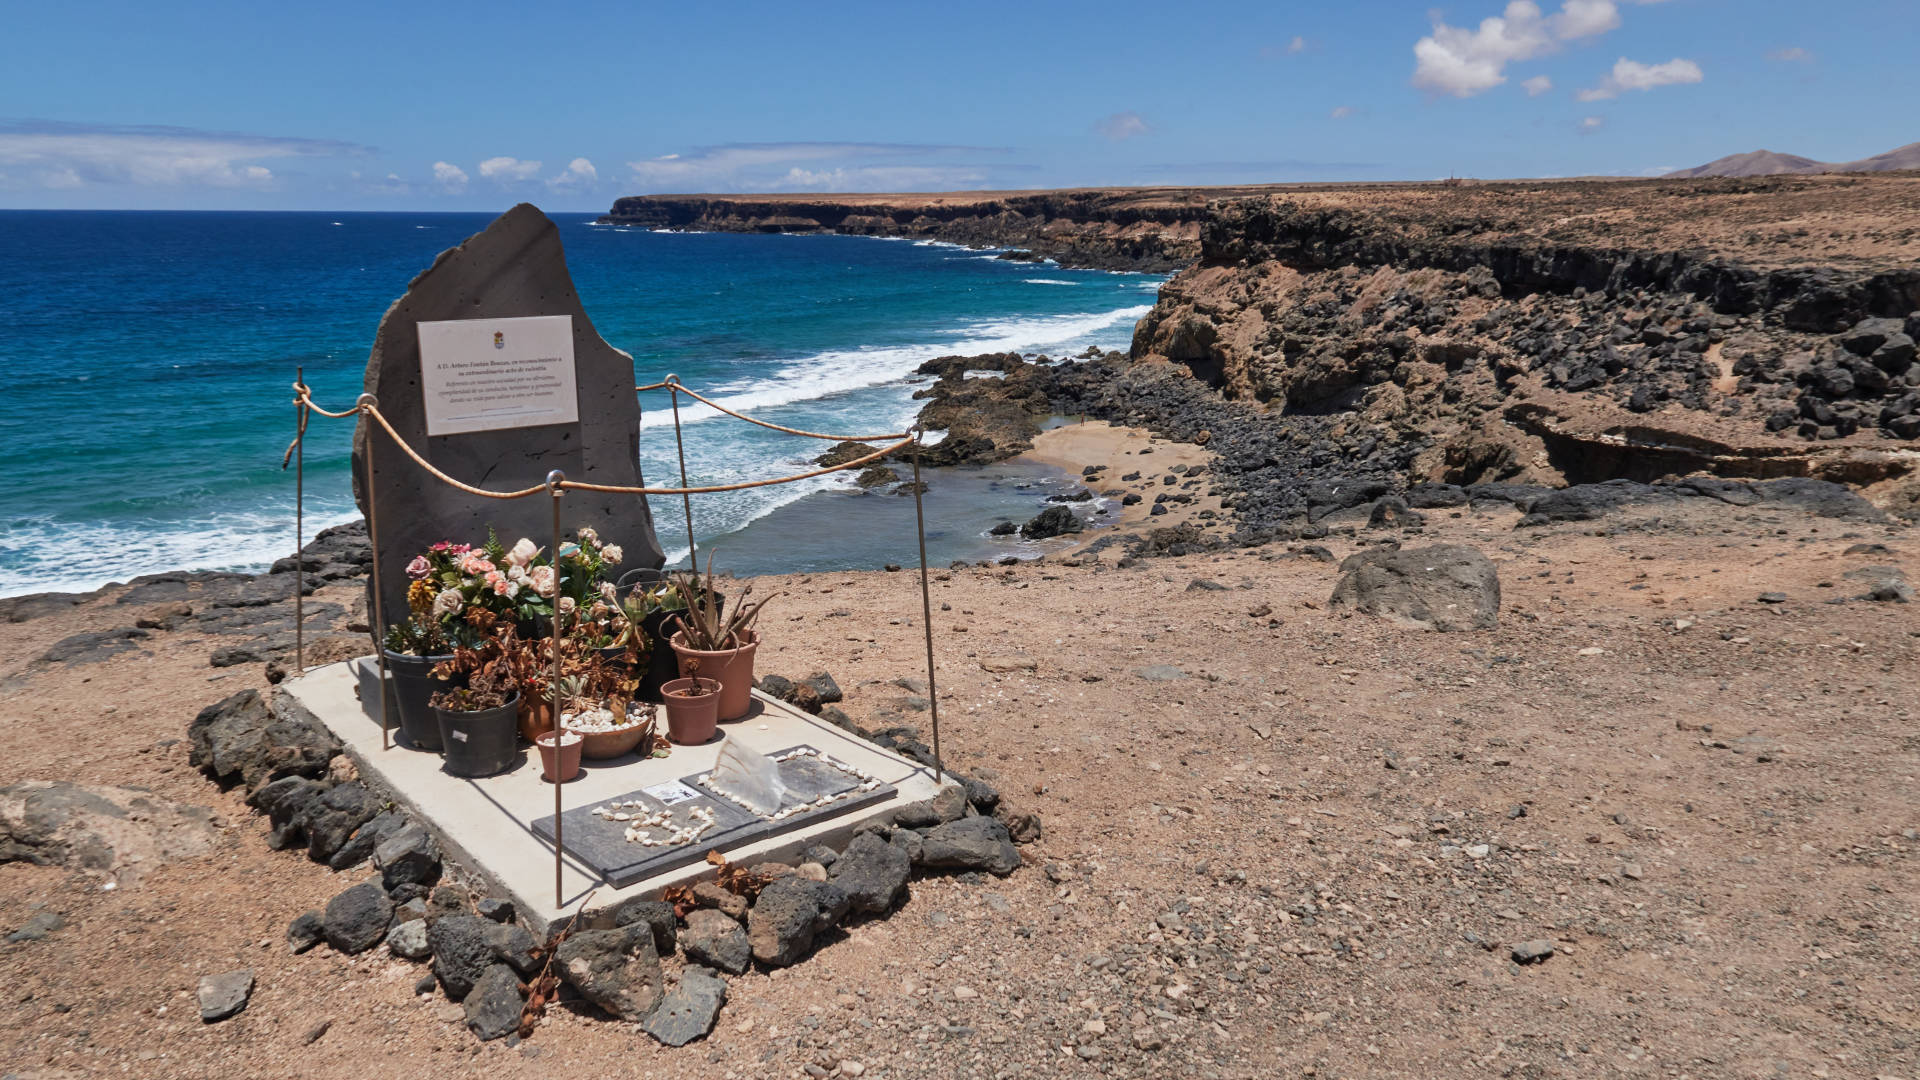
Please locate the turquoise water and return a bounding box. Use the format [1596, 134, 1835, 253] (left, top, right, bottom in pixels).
[0, 211, 1160, 595]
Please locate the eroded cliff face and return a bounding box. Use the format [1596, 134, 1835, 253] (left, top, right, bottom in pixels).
[601, 189, 1209, 271]
[1130, 180, 1920, 493]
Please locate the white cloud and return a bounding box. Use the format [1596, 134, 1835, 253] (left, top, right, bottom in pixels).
[1411, 0, 1666, 98]
[1554, 0, 1621, 39]
[546, 157, 598, 191]
[1767, 46, 1811, 63]
[478, 156, 542, 181]
[0, 120, 360, 191]
[1289, 35, 1307, 54]
[1095, 112, 1150, 140]
[431, 160, 468, 192]
[1576, 56, 1703, 100]
[1523, 74, 1554, 95]
[768, 165, 989, 192]
[625, 142, 1009, 193]
[1329, 105, 1356, 120]
[1579, 115, 1607, 134]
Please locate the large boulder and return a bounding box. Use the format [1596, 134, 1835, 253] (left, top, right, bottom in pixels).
[322, 882, 393, 955]
[679, 909, 750, 975]
[555, 925, 663, 1021]
[830, 832, 911, 914]
[1328, 544, 1500, 632]
[301, 782, 379, 864]
[642, 967, 728, 1047]
[429, 915, 497, 1000]
[374, 821, 441, 891]
[747, 877, 849, 968]
[1020, 505, 1083, 540]
[187, 690, 337, 793]
[351, 204, 665, 628]
[919, 816, 1021, 876]
[327, 809, 406, 871]
[464, 964, 526, 1041]
[610, 897, 677, 955]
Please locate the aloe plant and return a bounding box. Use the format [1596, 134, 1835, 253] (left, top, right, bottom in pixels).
[667, 552, 775, 651]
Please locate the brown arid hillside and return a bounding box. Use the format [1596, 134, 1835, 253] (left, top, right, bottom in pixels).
[1667, 141, 1920, 179]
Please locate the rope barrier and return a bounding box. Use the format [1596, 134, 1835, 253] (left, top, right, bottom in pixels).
[562, 437, 914, 495]
[294, 383, 916, 499]
[648, 375, 910, 443]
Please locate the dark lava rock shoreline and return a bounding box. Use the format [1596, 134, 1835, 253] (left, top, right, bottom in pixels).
[898, 349, 1898, 560]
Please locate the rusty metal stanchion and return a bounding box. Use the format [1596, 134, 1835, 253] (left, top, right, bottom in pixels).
[358, 393, 391, 751]
[666, 375, 697, 567]
[548, 469, 567, 911]
[907, 432, 945, 782]
[293, 368, 307, 673]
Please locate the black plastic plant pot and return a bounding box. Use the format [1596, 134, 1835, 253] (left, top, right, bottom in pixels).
[382, 649, 453, 752]
[636, 593, 723, 703]
[434, 693, 521, 778]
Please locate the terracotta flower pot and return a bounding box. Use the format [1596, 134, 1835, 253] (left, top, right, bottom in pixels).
[669, 629, 757, 722]
[536, 730, 582, 783]
[660, 678, 722, 745]
[517, 694, 555, 743]
[564, 705, 652, 759]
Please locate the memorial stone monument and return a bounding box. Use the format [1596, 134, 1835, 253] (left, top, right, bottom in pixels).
[353, 203, 666, 627]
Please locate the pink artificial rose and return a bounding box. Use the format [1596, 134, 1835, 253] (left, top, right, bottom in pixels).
[529, 565, 557, 598]
[405, 555, 431, 580]
[460, 553, 496, 576]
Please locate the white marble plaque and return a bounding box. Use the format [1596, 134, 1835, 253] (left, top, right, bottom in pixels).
[418, 315, 579, 436]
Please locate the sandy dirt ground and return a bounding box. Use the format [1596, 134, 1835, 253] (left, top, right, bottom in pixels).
[1018, 421, 1219, 545]
[2, 456, 1918, 1080]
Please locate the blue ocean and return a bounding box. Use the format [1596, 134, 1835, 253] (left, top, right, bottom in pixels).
[0, 211, 1161, 596]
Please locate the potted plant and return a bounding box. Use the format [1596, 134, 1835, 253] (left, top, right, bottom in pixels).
[621, 575, 719, 703]
[563, 693, 660, 760]
[535, 728, 582, 783]
[383, 542, 493, 752]
[430, 637, 521, 777]
[577, 582, 651, 675]
[382, 612, 455, 752]
[660, 662, 722, 745]
[666, 555, 774, 723]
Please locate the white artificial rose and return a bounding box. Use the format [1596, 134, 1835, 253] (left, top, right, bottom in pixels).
[509, 538, 539, 567]
[601, 544, 623, 565]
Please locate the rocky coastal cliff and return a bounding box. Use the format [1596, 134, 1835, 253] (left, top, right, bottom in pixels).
[601, 187, 1228, 271]
[884, 174, 1920, 548]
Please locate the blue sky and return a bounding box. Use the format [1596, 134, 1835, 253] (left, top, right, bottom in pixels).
[1, 0, 1910, 210]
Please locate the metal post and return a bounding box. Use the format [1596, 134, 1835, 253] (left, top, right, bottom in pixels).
[294, 367, 306, 673]
[359, 394, 389, 751]
[548, 469, 567, 911]
[667, 377, 697, 568]
[908, 435, 945, 782]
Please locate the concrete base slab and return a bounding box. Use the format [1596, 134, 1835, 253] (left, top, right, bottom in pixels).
[280, 657, 945, 934]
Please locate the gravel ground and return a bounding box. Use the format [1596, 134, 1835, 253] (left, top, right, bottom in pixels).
[1, 489, 1916, 1080]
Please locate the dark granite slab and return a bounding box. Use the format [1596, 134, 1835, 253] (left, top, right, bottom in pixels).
[531, 745, 898, 889]
[684, 745, 897, 842]
[531, 780, 760, 889]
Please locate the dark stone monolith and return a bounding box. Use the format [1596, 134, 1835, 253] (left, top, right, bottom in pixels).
[352, 204, 665, 632]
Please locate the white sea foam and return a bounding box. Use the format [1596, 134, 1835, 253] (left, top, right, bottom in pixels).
[641, 305, 1151, 431]
[1023, 279, 1077, 286]
[0, 505, 360, 598]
